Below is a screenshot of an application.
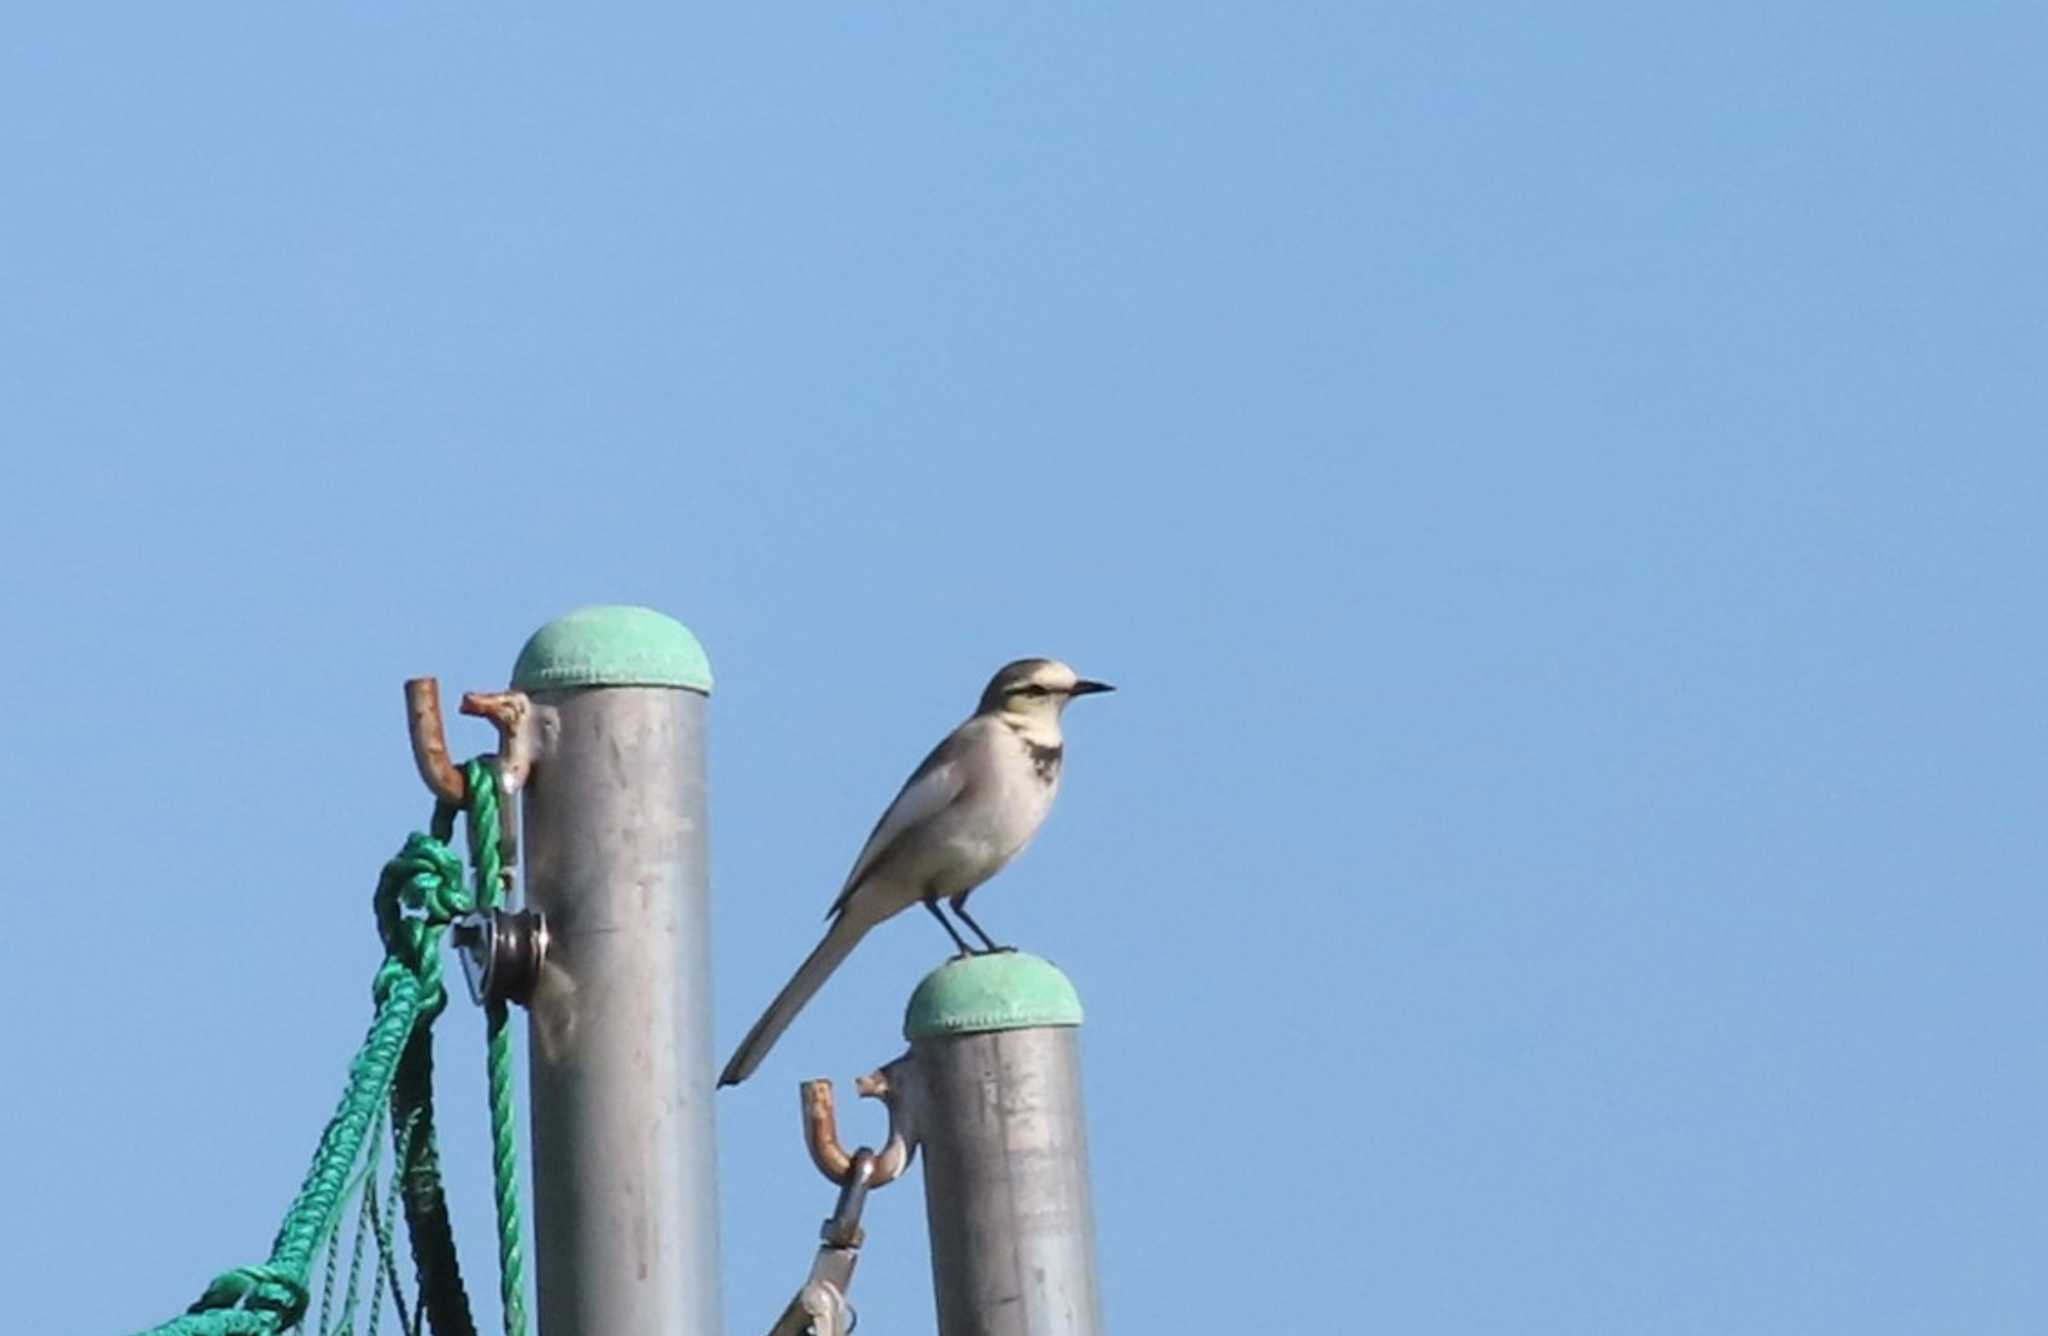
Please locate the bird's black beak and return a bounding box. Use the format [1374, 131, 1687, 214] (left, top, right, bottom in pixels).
[1070, 679, 1115, 697]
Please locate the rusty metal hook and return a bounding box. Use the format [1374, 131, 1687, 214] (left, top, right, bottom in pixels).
[406, 677, 468, 804]
[801, 1055, 917, 1190]
[405, 678, 538, 805]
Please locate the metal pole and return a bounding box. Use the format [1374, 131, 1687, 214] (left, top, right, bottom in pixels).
[512, 605, 721, 1336]
[908, 953, 1103, 1336]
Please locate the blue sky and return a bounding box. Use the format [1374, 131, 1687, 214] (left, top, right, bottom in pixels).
[3, 5, 2043, 1333]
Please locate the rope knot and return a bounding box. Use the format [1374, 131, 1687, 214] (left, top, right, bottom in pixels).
[375, 832, 473, 981]
[192, 1264, 309, 1325]
[139, 762, 519, 1336]
[390, 834, 473, 922]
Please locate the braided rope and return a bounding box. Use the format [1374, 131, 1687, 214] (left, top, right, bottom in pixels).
[460, 763, 530, 1336]
[136, 764, 528, 1336]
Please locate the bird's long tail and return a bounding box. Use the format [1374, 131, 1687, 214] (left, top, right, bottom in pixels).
[718, 914, 871, 1087]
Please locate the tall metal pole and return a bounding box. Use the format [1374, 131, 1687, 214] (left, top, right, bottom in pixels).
[908, 953, 1103, 1336]
[512, 605, 721, 1336]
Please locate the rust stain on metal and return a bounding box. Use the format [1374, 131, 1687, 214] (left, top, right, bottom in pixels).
[406, 677, 468, 804]
[460, 689, 537, 794]
[803, 1079, 857, 1185]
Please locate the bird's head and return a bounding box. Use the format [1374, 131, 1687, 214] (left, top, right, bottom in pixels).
[977, 658, 1115, 722]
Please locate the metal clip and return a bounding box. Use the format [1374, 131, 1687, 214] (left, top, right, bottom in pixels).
[766, 1150, 875, 1336]
[822, 1150, 875, 1248]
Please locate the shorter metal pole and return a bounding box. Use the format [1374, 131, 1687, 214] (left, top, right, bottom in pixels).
[907, 954, 1102, 1336]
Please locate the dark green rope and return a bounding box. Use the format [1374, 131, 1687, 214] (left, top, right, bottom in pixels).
[364, 1109, 420, 1336]
[137, 765, 529, 1336]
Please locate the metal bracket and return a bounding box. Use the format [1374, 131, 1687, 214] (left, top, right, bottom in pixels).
[801, 1056, 918, 1190]
[404, 678, 536, 872]
[406, 676, 546, 1009]
[766, 1057, 921, 1336]
[767, 1271, 855, 1336]
[458, 689, 537, 795]
[404, 679, 537, 798]
[459, 689, 536, 874]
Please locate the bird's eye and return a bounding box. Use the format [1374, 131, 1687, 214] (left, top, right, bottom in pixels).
[1021, 684, 1051, 697]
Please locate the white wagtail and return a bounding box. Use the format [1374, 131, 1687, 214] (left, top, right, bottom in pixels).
[718, 658, 1115, 1087]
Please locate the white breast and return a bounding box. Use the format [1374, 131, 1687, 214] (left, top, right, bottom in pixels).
[904, 719, 1062, 900]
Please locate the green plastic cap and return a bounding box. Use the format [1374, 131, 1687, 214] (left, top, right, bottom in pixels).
[511, 605, 713, 694]
[904, 952, 1084, 1039]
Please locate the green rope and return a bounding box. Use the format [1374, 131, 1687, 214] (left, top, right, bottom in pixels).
[361, 1113, 414, 1336]
[137, 765, 529, 1336]
[140, 963, 428, 1336]
[480, 1005, 525, 1336]
[390, 804, 478, 1336]
[459, 766, 529, 1336]
[321, 1115, 383, 1336]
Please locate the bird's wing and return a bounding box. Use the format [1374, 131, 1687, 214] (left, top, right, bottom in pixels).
[828, 723, 976, 917]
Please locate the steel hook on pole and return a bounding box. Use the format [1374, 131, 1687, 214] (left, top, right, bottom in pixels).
[800, 1055, 918, 1191]
[406, 679, 539, 802]
[410, 677, 546, 1004]
[406, 677, 470, 805]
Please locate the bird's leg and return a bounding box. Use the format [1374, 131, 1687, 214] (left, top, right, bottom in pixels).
[923, 894, 974, 957]
[948, 893, 1008, 954]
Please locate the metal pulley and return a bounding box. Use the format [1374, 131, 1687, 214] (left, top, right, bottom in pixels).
[451, 907, 549, 1008]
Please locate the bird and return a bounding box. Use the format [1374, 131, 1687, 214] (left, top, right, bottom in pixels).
[718, 657, 1115, 1087]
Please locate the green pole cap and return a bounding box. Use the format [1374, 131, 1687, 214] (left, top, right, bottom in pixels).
[904, 951, 1084, 1040]
[511, 605, 714, 694]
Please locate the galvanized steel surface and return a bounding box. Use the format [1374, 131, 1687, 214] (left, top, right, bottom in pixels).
[915, 1025, 1103, 1336]
[523, 684, 721, 1336]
